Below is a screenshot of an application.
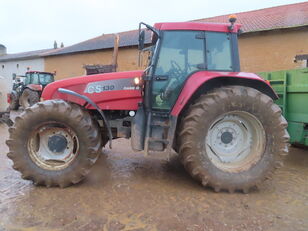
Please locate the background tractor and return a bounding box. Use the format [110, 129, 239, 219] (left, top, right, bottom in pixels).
[9, 71, 55, 109]
[7, 18, 289, 193]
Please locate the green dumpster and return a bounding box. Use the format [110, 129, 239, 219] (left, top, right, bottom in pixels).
[259, 68, 308, 146]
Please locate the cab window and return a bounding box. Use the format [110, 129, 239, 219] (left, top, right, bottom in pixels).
[206, 32, 232, 71]
[152, 31, 205, 110]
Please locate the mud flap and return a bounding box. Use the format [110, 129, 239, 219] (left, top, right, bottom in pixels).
[131, 106, 146, 151]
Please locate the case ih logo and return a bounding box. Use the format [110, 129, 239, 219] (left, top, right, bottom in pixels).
[84, 78, 138, 94]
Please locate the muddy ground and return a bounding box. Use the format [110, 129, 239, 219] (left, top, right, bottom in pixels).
[0, 122, 307, 231]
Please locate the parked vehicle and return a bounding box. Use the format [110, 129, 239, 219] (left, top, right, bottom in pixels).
[259, 68, 308, 147]
[0, 76, 13, 126]
[6, 17, 289, 193]
[9, 71, 55, 109]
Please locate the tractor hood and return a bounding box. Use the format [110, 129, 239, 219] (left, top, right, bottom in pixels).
[42, 70, 144, 110]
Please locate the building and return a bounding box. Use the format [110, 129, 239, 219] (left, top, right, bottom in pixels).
[43, 31, 151, 80]
[0, 47, 53, 79]
[195, 2, 308, 73]
[42, 2, 308, 80]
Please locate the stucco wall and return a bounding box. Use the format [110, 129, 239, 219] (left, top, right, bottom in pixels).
[0, 58, 45, 79]
[45, 47, 143, 80]
[239, 27, 308, 72]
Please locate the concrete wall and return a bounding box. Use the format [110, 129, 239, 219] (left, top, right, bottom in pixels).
[0, 76, 12, 111]
[239, 27, 308, 73]
[0, 58, 45, 79]
[45, 47, 144, 80]
[44, 27, 308, 80]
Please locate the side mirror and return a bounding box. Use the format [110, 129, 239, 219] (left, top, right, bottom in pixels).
[138, 30, 145, 50]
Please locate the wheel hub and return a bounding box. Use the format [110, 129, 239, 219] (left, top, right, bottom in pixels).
[221, 131, 233, 144]
[48, 135, 68, 153]
[205, 111, 266, 173]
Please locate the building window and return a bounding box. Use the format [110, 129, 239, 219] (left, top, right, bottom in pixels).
[294, 54, 308, 68]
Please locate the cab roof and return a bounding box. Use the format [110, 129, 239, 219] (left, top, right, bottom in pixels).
[26, 71, 54, 75]
[154, 22, 241, 33]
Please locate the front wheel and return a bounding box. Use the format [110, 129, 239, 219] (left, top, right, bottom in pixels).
[6, 100, 102, 187]
[19, 88, 39, 108]
[178, 86, 289, 193]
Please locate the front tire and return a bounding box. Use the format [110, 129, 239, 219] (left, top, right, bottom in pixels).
[6, 100, 102, 187]
[9, 90, 19, 110]
[19, 88, 39, 108]
[178, 86, 289, 193]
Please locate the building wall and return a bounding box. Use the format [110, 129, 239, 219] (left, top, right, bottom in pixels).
[0, 58, 45, 79]
[45, 47, 143, 80]
[239, 27, 308, 72]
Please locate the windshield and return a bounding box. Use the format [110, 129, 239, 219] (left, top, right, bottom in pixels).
[39, 73, 54, 85]
[25, 73, 39, 85]
[25, 73, 54, 85]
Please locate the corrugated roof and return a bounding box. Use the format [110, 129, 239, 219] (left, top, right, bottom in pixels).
[0, 48, 53, 62]
[44, 2, 308, 57]
[194, 2, 308, 33]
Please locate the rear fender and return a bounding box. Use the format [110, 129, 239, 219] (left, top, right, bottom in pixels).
[171, 71, 278, 116]
[27, 84, 43, 91]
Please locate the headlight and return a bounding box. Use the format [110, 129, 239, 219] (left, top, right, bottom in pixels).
[134, 77, 140, 85]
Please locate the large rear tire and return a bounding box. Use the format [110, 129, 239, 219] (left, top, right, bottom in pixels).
[178, 86, 289, 193]
[19, 88, 39, 108]
[6, 100, 102, 187]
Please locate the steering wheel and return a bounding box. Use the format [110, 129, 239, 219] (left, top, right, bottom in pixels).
[159, 60, 185, 101]
[170, 60, 185, 78]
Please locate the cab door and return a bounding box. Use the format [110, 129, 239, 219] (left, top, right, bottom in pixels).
[151, 31, 206, 111]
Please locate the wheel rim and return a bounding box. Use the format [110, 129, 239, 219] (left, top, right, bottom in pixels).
[205, 111, 266, 173]
[28, 122, 79, 171]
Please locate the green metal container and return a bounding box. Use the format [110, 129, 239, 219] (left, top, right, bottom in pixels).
[259, 68, 308, 146]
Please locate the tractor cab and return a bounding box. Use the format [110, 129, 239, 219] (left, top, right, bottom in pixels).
[25, 71, 55, 87]
[136, 20, 242, 154]
[139, 21, 241, 111]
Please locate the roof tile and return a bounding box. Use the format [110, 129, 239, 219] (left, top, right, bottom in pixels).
[195, 2, 308, 33]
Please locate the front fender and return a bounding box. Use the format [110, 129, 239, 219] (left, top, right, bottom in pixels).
[171, 71, 278, 116]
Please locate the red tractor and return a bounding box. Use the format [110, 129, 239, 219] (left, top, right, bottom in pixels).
[9, 71, 55, 109]
[6, 18, 289, 193]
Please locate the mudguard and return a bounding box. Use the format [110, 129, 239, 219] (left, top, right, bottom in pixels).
[42, 70, 143, 110]
[171, 71, 278, 116]
[27, 84, 43, 91]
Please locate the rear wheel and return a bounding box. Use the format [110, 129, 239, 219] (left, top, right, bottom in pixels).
[6, 100, 102, 187]
[20, 88, 39, 108]
[178, 86, 289, 193]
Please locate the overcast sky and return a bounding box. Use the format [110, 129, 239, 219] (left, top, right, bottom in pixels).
[0, 0, 306, 53]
